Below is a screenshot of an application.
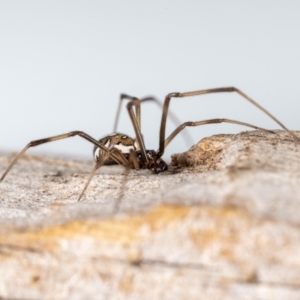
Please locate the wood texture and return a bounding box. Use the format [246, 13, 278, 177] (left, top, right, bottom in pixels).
[0, 130, 300, 300]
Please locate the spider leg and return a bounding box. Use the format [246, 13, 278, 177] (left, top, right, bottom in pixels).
[113, 94, 141, 132]
[114, 94, 194, 147]
[140, 96, 194, 147]
[126, 99, 149, 164]
[164, 118, 276, 149]
[114, 149, 140, 212]
[0, 131, 128, 182]
[127, 97, 195, 164]
[78, 147, 130, 201]
[158, 87, 300, 156]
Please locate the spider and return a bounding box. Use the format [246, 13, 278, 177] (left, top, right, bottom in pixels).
[1, 87, 299, 206]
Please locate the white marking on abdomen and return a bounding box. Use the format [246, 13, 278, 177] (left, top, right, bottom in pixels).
[114, 144, 135, 153]
[94, 147, 100, 161]
[104, 139, 111, 148]
[94, 143, 135, 161]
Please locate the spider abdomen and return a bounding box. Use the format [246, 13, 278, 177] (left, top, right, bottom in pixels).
[93, 133, 140, 165]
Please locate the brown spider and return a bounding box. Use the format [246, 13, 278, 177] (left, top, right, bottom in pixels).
[1, 87, 299, 204]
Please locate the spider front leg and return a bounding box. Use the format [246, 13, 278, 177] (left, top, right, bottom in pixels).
[158, 87, 300, 156]
[0, 131, 128, 182]
[126, 98, 169, 173]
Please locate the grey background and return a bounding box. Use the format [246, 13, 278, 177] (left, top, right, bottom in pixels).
[1, 1, 300, 161]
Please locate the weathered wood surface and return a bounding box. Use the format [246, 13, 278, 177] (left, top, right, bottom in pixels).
[0, 130, 300, 300]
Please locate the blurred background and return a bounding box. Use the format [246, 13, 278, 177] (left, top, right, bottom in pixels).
[1, 1, 300, 162]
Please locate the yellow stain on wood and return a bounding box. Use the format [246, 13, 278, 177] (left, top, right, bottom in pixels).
[189, 205, 249, 246]
[0, 205, 190, 251]
[0, 204, 257, 258]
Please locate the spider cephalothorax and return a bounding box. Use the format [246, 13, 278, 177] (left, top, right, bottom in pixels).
[135, 150, 168, 174]
[1, 87, 300, 203]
